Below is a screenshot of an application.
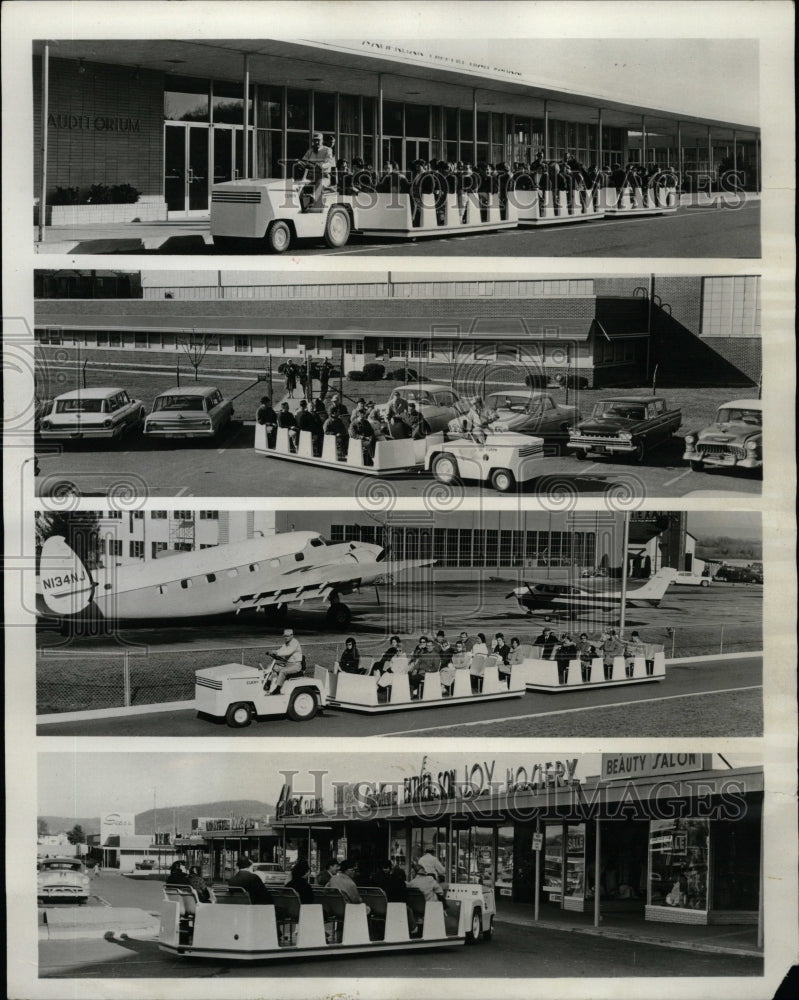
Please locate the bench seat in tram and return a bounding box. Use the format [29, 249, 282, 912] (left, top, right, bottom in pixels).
[513, 642, 665, 690]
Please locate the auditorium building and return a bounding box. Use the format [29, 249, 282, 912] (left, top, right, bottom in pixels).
[33, 270, 762, 386]
[33, 39, 760, 222]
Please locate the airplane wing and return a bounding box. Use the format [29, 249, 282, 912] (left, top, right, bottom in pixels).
[231, 558, 433, 612]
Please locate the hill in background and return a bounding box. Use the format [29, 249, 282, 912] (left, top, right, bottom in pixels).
[39, 799, 275, 838]
[695, 535, 762, 561]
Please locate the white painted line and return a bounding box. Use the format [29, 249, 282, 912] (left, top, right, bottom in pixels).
[37, 700, 194, 726]
[663, 469, 691, 488]
[378, 684, 763, 737]
[175, 486, 190, 496]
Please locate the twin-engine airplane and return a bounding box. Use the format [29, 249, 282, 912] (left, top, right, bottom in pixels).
[507, 568, 678, 617]
[38, 530, 431, 629]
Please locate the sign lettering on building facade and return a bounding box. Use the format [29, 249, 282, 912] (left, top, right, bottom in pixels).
[600, 753, 712, 780]
[48, 114, 140, 132]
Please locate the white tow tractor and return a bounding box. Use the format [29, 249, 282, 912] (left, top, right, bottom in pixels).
[195, 657, 325, 727]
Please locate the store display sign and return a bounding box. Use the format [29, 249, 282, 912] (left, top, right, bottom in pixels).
[404, 758, 581, 804]
[275, 784, 324, 820]
[600, 753, 712, 780]
[100, 811, 135, 841]
[531, 833, 544, 851]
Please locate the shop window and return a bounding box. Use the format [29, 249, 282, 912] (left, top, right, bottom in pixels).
[212, 80, 253, 125]
[383, 101, 403, 135]
[313, 91, 336, 133]
[286, 89, 310, 130]
[362, 96, 375, 134]
[405, 103, 429, 137]
[648, 818, 709, 911]
[339, 93, 361, 134]
[257, 85, 283, 128]
[256, 130, 283, 179]
[476, 111, 490, 142]
[460, 109, 474, 142]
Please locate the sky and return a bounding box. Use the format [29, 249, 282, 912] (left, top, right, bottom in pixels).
[38, 750, 757, 818]
[686, 511, 761, 541]
[328, 37, 759, 126]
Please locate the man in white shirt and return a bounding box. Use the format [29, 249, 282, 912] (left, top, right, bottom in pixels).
[267, 628, 304, 694]
[299, 132, 335, 209]
[416, 848, 447, 888]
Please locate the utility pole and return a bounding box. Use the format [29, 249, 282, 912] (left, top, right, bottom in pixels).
[619, 512, 630, 633]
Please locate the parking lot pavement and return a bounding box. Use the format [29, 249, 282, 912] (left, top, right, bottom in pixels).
[34, 428, 761, 499]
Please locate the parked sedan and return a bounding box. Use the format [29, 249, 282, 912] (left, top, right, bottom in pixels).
[385, 382, 469, 432]
[485, 391, 580, 448]
[144, 386, 234, 440]
[37, 857, 90, 904]
[250, 862, 290, 887]
[39, 387, 146, 442]
[673, 571, 712, 587]
[682, 399, 762, 473]
[567, 395, 682, 463]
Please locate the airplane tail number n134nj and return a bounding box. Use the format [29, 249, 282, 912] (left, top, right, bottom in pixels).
[38, 531, 433, 630]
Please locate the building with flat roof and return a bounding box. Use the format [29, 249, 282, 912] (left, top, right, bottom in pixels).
[34, 271, 762, 386]
[33, 38, 760, 221]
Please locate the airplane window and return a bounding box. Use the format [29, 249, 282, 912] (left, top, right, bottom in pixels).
[180, 579, 192, 589]
[249, 564, 259, 572]
[310, 537, 324, 547]
[158, 585, 166, 595]
[227, 568, 238, 578]
[295, 553, 304, 562]
[270, 559, 280, 568]
[206, 573, 216, 583]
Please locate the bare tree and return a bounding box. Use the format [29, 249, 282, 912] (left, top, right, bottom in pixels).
[177, 331, 215, 382]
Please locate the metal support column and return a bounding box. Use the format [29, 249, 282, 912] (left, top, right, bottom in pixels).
[593, 815, 601, 927]
[377, 74, 384, 172]
[472, 89, 478, 164]
[641, 115, 647, 163]
[707, 125, 713, 184]
[676, 120, 683, 183]
[619, 512, 630, 633]
[38, 43, 50, 242]
[543, 100, 549, 160]
[732, 129, 737, 174]
[597, 107, 602, 167]
[533, 814, 541, 921]
[242, 55, 250, 179]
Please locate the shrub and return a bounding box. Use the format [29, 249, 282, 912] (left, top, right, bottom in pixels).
[524, 371, 549, 387]
[347, 370, 365, 381]
[112, 183, 141, 204]
[391, 367, 419, 382]
[361, 362, 385, 381]
[51, 186, 81, 206]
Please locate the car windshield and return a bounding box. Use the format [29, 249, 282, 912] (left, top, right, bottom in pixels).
[153, 395, 206, 412]
[40, 862, 81, 871]
[594, 401, 646, 420]
[489, 396, 533, 413]
[717, 408, 761, 425]
[56, 399, 104, 413]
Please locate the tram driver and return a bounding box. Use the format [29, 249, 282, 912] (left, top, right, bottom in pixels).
[297, 132, 335, 210]
[266, 628, 304, 694]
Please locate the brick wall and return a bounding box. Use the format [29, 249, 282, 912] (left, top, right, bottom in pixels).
[33, 56, 164, 200]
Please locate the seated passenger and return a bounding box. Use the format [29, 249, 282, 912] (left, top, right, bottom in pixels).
[277, 401, 298, 450]
[577, 632, 597, 682]
[166, 859, 193, 889]
[369, 408, 390, 441]
[336, 636, 364, 674]
[228, 856, 274, 904]
[323, 406, 348, 460]
[188, 865, 212, 903]
[555, 633, 577, 684]
[409, 862, 445, 903]
[403, 401, 431, 440]
[624, 630, 648, 677]
[327, 858, 370, 913]
[388, 408, 411, 439]
[315, 857, 340, 887]
[349, 414, 376, 464]
[534, 627, 558, 658]
[286, 859, 315, 904]
[492, 632, 511, 665]
[377, 161, 411, 196]
[507, 636, 525, 665]
[372, 635, 402, 675]
[601, 629, 625, 680]
[451, 640, 472, 671]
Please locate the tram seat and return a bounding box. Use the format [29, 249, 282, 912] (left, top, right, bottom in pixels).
[211, 884, 251, 904]
[271, 887, 302, 944]
[587, 656, 604, 683]
[451, 666, 472, 699]
[461, 192, 482, 225]
[361, 191, 414, 232]
[632, 186, 646, 210]
[297, 430, 315, 459]
[163, 885, 199, 942]
[566, 657, 585, 686]
[444, 192, 461, 227]
[346, 436, 369, 468]
[595, 186, 617, 211]
[275, 426, 296, 454]
[417, 190, 438, 229]
[313, 887, 347, 942]
[373, 437, 418, 471]
[359, 887, 388, 940]
[334, 669, 378, 707]
[515, 643, 535, 661]
[405, 887, 428, 935]
[481, 661, 506, 695]
[555, 190, 569, 216]
[469, 652, 488, 692]
[322, 433, 342, 463]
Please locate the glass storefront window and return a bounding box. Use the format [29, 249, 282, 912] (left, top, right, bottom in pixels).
[648, 818, 709, 911]
[476, 111, 490, 142]
[257, 85, 283, 128]
[405, 103, 429, 137]
[543, 824, 564, 904]
[496, 826, 514, 901]
[339, 93, 361, 134]
[384, 101, 403, 135]
[256, 129, 283, 178]
[565, 823, 587, 899]
[362, 97, 375, 134]
[313, 91, 336, 133]
[491, 113, 504, 145]
[460, 109, 474, 142]
[286, 88, 310, 130]
[212, 80, 253, 124]
[444, 107, 458, 140]
[164, 76, 209, 122]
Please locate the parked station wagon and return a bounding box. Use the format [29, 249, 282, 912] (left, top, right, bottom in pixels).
[567, 395, 682, 463]
[39, 388, 145, 442]
[485, 391, 581, 447]
[37, 857, 90, 904]
[385, 382, 469, 433]
[682, 399, 762, 473]
[144, 386, 234, 440]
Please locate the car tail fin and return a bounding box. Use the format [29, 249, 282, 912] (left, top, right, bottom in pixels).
[39, 536, 95, 615]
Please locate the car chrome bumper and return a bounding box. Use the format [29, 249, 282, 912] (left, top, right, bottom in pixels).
[567, 438, 634, 454]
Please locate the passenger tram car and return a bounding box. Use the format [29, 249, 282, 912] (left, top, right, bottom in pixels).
[160, 879, 495, 961]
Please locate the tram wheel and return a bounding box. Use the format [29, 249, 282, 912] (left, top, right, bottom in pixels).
[431, 453, 461, 486]
[490, 468, 516, 493]
[324, 207, 351, 248]
[465, 907, 483, 944]
[225, 702, 253, 728]
[287, 690, 319, 722]
[267, 220, 292, 253]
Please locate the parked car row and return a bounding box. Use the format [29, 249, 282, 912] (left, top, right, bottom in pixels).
[37, 386, 235, 442]
[36, 384, 762, 477]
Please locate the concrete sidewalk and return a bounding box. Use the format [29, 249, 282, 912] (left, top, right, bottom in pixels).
[494, 901, 762, 957]
[39, 906, 160, 941]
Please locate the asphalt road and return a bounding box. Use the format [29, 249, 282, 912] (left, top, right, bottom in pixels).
[36, 654, 761, 738]
[55, 201, 759, 258]
[35, 421, 761, 499]
[38, 908, 762, 980]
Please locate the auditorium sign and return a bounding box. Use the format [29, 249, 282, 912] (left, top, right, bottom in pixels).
[48, 113, 140, 132]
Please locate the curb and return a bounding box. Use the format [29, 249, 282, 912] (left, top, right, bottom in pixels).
[493, 913, 763, 958]
[667, 651, 762, 665]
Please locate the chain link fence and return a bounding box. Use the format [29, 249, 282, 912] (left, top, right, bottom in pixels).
[37, 623, 761, 717]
